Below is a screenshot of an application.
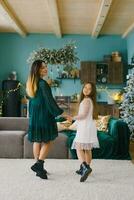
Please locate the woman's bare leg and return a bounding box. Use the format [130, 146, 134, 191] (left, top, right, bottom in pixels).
[39, 141, 53, 160]
[33, 142, 41, 160]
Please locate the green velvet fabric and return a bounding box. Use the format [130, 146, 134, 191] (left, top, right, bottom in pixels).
[59, 118, 131, 160]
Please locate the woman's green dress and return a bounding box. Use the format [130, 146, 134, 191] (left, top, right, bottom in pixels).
[28, 79, 63, 143]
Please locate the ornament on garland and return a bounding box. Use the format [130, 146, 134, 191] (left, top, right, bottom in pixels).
[60, 65, 80, 79]
[120, 67, 134, 140]
[27, 42, 79, 66]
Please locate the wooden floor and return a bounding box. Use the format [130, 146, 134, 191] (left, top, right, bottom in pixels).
[129, 141, 134, 164]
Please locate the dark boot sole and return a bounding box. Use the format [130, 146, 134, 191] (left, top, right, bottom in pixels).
[31, 165, 37, 172]
[36, 171, 48, 179]
[76, 170, 82, 175]
[76, 169, 92, 176]
[31, 165, 47, 174]
[80, 169, 92, 182]
[88, 168, 92, 176]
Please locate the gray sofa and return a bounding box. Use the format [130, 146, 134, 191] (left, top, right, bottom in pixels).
[0, 117, 68, 159]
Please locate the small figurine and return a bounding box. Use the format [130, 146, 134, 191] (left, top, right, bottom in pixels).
[8, 71, 17, 80]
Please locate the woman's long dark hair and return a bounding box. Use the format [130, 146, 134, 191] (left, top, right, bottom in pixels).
[26, 60, 44, 97]
[79, 82, 98, 119]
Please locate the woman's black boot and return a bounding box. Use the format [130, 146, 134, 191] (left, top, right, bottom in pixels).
[36, 170, 48, 179]
[31, 159, 47, 175]
[80, 162, 92, 182]
[35, 160, 48, 179]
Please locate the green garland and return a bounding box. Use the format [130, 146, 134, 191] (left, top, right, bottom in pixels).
[27, 42, 79, 66]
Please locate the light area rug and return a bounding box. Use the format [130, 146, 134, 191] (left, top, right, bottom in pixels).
[0, 159, 134, 200]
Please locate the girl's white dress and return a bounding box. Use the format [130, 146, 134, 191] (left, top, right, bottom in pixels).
[72, 98, 99, 150]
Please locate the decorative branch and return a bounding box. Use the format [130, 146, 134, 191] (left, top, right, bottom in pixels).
[27, 42, 79, 66]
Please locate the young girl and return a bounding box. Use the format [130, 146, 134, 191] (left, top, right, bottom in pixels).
[67, 82, 99, 182]
[26, 60, 63, 179]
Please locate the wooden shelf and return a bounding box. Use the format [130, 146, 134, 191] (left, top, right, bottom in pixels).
[57, 77, 79, 80]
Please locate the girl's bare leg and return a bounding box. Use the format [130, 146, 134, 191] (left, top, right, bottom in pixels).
[76, 149, 86, 163]
[85, 150, 92, 165]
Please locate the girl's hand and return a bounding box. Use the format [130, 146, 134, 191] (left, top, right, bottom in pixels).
[66, 115, 73, 122]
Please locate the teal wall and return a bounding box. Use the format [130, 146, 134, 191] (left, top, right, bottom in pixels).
[0, 33, 127, 101]
[127, 31, 134, 64]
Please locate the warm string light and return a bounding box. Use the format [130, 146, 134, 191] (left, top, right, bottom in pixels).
[97, 86, 111, 96]
[97, 86, 122, 101]
[6, 83, 21, 94]
[0, 83, 22, 107]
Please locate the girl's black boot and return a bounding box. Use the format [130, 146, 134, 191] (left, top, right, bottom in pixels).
[76, 164, 83, 175]
[80, 162, 92, 182]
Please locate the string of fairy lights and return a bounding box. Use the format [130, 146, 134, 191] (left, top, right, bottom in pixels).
[96, 85, 123, 101]
[0, 83, 122, 102]
[0, 83, 122, 116]
[0, 83, 22, 107]
[97, 86, 112, 97]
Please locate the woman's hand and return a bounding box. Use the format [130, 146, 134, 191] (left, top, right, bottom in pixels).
[60, 113, 68, 119]
[60, 113, 73, 122]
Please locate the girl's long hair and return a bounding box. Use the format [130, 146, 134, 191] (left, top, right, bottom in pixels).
[79, 82, 98, 119]
[26, 60, 44, 98]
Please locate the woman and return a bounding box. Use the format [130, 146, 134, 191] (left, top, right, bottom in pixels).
[26, 60, 63, 179]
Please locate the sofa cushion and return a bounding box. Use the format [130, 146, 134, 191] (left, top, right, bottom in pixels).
[93, 131, 115, 159]
[96, 115, 111, 132]
[0, 130, 26, 158]
[24, 133, 68, 159]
